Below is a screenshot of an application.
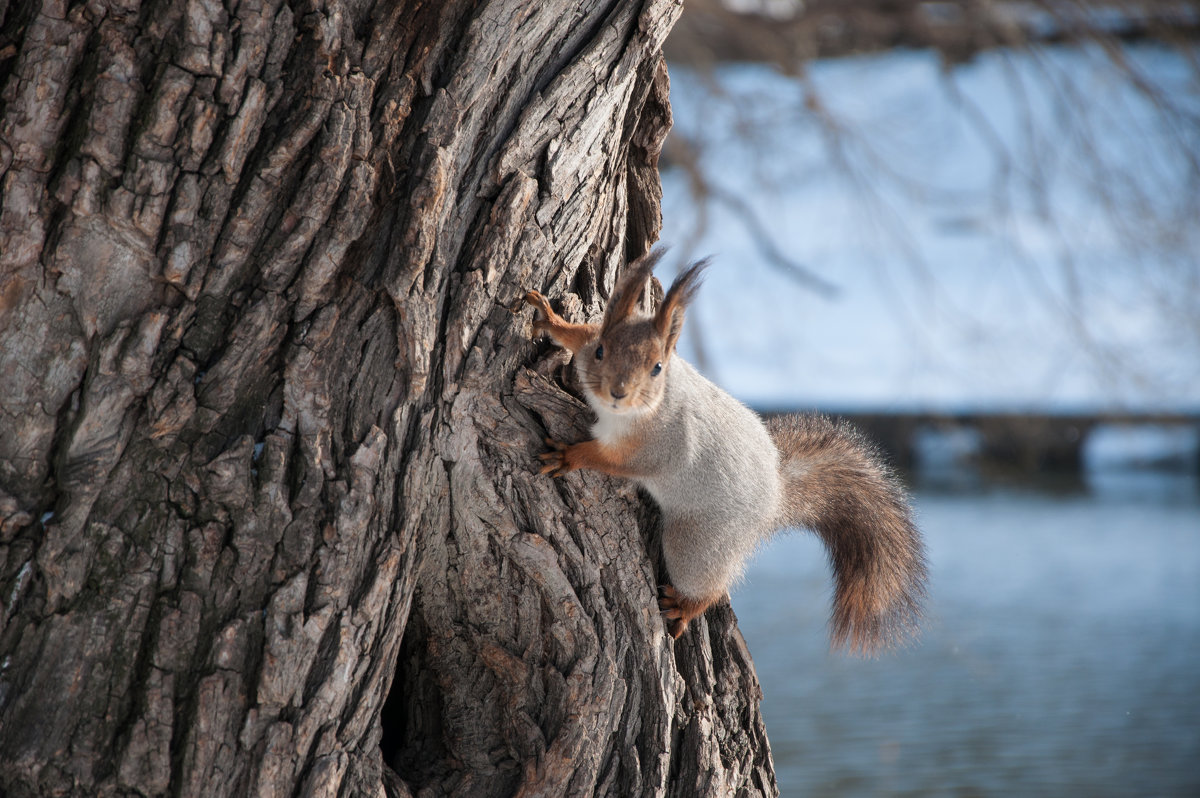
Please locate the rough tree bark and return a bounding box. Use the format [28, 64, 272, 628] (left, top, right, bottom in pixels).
[0, 0, 776, 796]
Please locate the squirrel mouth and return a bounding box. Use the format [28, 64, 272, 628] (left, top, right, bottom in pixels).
[589, 389, 641, 415]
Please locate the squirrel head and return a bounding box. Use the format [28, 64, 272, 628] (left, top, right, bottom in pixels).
[576, 250, 709, 416]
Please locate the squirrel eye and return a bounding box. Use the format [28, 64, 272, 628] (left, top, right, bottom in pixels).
[595, 345, 604, 361]
[651, 362, 662, 377]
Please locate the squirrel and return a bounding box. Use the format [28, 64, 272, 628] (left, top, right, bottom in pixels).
[524, 249, 927, 653]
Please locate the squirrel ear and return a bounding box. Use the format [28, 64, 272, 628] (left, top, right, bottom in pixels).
[655, 258, 710, 351]
[601, 248, 667, 334]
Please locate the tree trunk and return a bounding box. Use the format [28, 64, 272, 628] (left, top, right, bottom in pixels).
[0, 0, 776, 795]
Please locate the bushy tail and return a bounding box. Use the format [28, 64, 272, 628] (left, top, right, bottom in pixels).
[767, 414, 927, 654]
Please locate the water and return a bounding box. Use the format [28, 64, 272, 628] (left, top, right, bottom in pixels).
[734, 473, 1200, 797]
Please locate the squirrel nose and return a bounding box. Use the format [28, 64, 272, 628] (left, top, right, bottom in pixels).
[610, 387, 627, 400]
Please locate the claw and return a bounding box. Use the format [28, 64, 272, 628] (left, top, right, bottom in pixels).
[657, 584, 703, 639]
[658, 585, 682, 623]
[524, 291, 553, 340]
[525, 290, 552, 315]
[658, 593, 682, 619]
[536, 438, 571, 477]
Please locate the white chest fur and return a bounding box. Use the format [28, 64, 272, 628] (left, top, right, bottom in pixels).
[590, 405, 633, 446]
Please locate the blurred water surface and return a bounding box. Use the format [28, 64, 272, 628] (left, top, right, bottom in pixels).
[735, 472, 1200, 797]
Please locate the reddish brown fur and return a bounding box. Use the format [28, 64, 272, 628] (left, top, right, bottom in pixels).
[583, 321, 663, 404]
[767, 414, 926, 654]
[601, 250, 666, 335]
[656, 585, 722, 639]
[653, 258, 709, 353]
[524, 291, 598, 355]
[538, 436, 647, 479]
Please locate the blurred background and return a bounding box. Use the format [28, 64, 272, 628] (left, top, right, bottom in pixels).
[655, 1, 1200, 795]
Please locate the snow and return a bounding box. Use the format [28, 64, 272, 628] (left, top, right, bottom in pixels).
[658, 45, 1200, 414]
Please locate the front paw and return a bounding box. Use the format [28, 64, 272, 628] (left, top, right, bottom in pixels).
[525, 290, 551, 316]
[524, 291, 552, 338]
[524, 290, 550, 310]
[537, 437, 577, 477]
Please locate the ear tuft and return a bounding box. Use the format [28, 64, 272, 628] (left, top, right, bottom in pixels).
[654, 257, 710, 350]
[601, 248, 668, 333]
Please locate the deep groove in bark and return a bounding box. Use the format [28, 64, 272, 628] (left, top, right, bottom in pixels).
[0, 2, 776, 796]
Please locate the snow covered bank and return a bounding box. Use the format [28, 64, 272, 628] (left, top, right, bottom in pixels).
[659, 45, 1200, 413]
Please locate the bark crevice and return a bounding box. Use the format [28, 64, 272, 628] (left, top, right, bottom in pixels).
[1, 1, 777, 796]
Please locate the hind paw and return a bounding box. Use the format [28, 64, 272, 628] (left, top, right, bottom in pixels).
[657, 585, 712, 639]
